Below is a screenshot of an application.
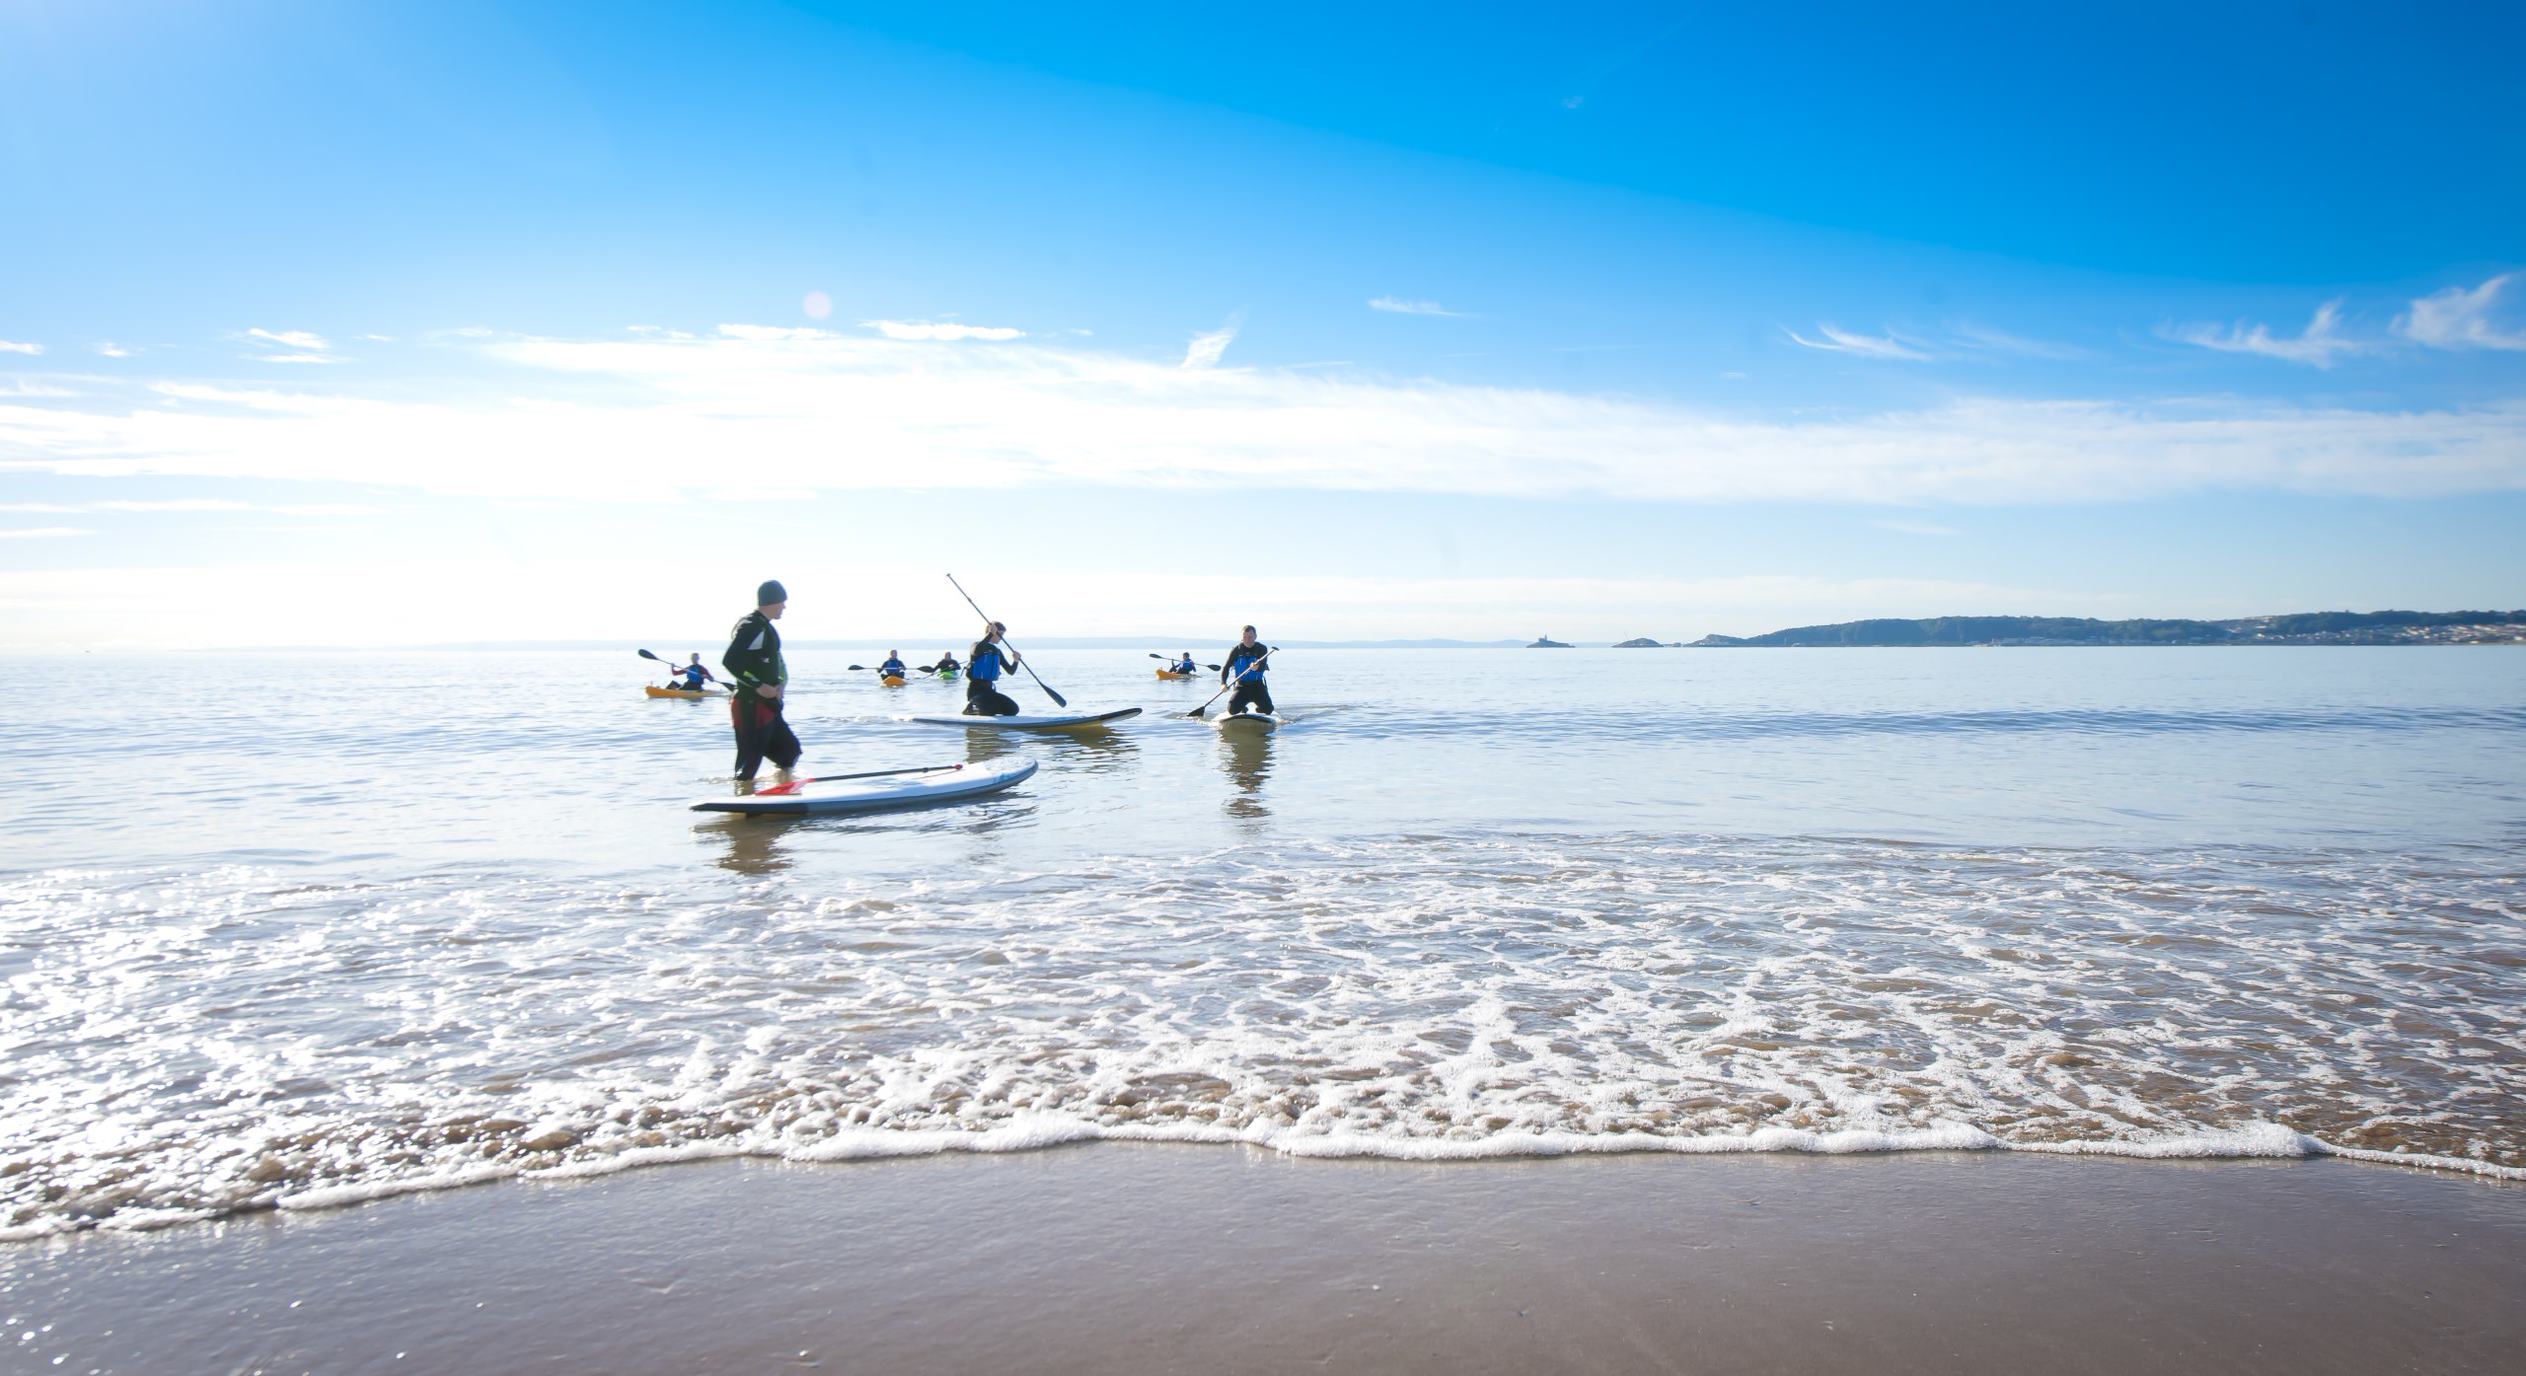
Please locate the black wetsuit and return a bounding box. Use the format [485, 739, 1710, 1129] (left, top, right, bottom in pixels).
[1220, 642, 1274, 716]
[964, 640, 1020, 716]
[722, 610, 800, 780]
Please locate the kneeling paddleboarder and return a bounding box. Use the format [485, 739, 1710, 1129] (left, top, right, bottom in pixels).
[964, 622, 1022, 716]
[1220, 625, 1274, 717]
[723, 580, 801, 784]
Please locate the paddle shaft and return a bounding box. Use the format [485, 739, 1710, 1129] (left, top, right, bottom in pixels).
[752, 762, 963, 795]
[945, 573, 1068, 708]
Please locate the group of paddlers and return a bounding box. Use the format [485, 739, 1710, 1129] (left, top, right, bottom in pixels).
[708, 579, 1274, 783]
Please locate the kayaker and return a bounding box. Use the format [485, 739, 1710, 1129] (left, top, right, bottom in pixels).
[676, 654, 718, 691]
[1219, 626, 1275, 717]
[964, 622, 1022, 717]
[721, 580, 801, 784]
[1174, 652, 1198, 675]
[878, 651, 908, 679]
[932, 650, 963, 675]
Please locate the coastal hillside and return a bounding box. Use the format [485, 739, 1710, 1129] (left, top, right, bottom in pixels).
[1690, 610, 2526, 647]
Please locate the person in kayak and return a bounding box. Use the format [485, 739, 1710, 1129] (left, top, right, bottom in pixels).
[1220, 626, 1274, 717]
[675, 654, 719, 691]
[878, 651, 908, 679]
[931, 650, 963, 675]
[722, 580, 801, 784]
[964, 622, 1023, 716]
[1174, 652, 1198, 675]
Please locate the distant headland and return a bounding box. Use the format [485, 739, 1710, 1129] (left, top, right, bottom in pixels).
[1688, 610, 2526, 648]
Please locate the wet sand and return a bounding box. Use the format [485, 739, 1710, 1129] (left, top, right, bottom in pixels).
[5, 1147, 2521, 1375]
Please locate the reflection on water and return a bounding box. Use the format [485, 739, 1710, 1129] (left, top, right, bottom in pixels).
[1219, 729, 1274, 820]
[700, 811, 797, 877]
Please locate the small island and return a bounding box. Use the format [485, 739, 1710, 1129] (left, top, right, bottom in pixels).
[1527, 635, 1572, 648]
[1687, 610, 2526, 647]
[1612, 637, 1674, 648]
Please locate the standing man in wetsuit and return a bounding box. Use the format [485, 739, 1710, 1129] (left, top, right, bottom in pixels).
[964, 621, 1023, 716]
[1220, 625, 1274, 717]
[722, 580, 801, 784]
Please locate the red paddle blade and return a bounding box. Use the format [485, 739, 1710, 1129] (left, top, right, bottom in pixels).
[754, 778, 805, 797]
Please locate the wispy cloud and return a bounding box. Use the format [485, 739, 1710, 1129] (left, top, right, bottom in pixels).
[1782, 324, 1930, 361]
[0, 498, 378, 517]
[1181, 323, 1237, 369]
[2162, 300, 2365, 368]
[0, 527, 91, 539]
[246, 328, 330, 352]
[92, 342, 133, 359]
[1945, 322, 2086, 361]
[2, 327, 2520, 506]
[862, 319, 1025, 342]
[2396, 273, 2526, 352]
[1368, 297, 1466, 318]
[0, 340, 42, 355]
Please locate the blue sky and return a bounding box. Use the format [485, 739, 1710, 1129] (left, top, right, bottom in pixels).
[2, 0, 2520, 646]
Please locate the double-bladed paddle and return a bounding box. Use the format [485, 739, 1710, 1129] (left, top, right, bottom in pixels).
[638, 647, 725, 690]
[750, 762, 964, 797]
[945, 573, 1068, 708]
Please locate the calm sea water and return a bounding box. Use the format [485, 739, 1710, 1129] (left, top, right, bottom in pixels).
[4, 646, 2522, 1239]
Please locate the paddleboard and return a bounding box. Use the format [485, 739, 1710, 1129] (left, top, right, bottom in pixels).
[1212, 711, 1283, 733]
[690, 758, 1037, 816]
[905, 707, 1141, 731]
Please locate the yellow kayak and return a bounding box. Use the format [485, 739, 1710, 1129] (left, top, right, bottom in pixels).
[645, 684, 720, 699]
[881, 675, 908, 687]
[1155, 668, 1194, 680]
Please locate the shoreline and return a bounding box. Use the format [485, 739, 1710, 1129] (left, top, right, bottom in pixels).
[8, 1146, 2521, 1374]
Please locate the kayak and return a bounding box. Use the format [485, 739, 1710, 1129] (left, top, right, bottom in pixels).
[906, 707, 1142, 731]
[691, 758, 1038, 817]
[881, 675, 908, 688]
[937, 668, 961, 681]
[645, 685, 721, 699]
[1155, 668, 1194, 680]
[1212, 711, 1283, 734]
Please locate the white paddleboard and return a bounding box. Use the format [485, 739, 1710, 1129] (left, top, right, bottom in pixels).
[905, 708, 1141, 731]
[690, 758, 1038, 816]
[1212, 711, 1283, 733]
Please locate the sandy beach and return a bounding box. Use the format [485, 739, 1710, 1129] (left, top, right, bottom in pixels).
[6, 1147, 2520, 1375]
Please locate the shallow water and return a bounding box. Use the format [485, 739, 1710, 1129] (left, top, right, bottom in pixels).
[3, 646, 2522, 1237]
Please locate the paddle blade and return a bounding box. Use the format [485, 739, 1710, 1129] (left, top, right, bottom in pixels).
[1039, 684, 1068, 708]
[638, 648, 664, 661]
[754, 778, 804, 797]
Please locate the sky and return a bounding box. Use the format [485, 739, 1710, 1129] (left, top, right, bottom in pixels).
[2, 0, 2521, 648]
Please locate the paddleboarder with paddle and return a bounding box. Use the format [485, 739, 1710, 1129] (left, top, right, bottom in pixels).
[722, 579, 802, 785]
[964, 622, 1023, 717]
[1219, 626, 1275, 717]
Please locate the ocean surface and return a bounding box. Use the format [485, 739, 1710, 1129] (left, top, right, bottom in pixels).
[4, 646, 2522, 1240]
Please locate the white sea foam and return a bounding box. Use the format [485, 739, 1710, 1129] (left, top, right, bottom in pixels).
[5, 829, 2521, 1240]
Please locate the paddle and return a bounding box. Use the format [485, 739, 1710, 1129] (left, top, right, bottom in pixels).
[752, 762, 964, 798]
[1184, 647, 1277, 718]
[849, 664, 921, 676]
[1148, 654, 1224, 670]
[638, 647, 725, 688]
[945, 573, 1069, 708]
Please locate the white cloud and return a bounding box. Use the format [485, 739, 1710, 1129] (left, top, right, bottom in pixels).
[2396, 273, 2526, 352]
[1181, 324, 1236, 370]
[0, 502, 80, 513]
[2163, 300, 2364, 368]
[254, 353, 337, 365]
[93, 342, 133, 359]
[0, 327, 2520, 510]
[1368, 297, 1465, 318]
[0, 526, 90, 539]
[1783, 324, 1930, 361]
[862, 319, 1025, 342]
[0, 340, 43, 355]
[246, 328, 331, 352]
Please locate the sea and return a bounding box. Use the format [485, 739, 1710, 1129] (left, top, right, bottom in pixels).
[4, 645, 2522, 1240]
